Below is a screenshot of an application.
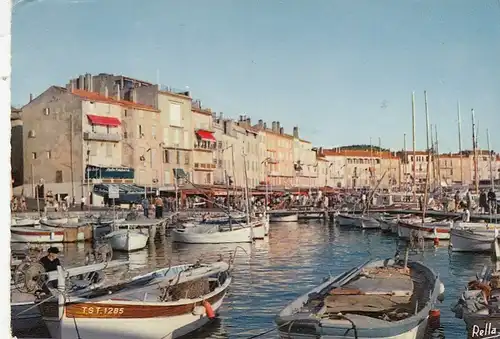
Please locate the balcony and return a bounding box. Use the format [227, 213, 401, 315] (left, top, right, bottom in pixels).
[194, 163, 216, 171]
[83, 132, 121, 142]
[194, 142, 215, 152]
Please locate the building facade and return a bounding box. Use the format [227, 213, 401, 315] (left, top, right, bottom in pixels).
[11, 107, 23, 188]
[191, 102, 216, 186]
[256, 121, 294, 188]
[292, 127, 318, 188]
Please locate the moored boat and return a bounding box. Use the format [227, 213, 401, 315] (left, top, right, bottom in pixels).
[11, 226, 65, 243]
[104, 229, 149, 252]
[398, 220, 452, 240]
[40, 261, 232, 339]
[452, 265, 500, 338]
[172, 221, 263, 244]
[269, 211, 299, 222]
[275, 256, 444, 339]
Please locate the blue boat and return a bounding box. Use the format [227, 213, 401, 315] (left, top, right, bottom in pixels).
[275, 257, 444, 339]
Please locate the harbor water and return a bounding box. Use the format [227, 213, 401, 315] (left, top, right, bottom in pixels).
[14, 219, 490, 338]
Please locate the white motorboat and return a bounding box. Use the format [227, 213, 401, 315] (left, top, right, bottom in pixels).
[338, 213, 380, 229]
[104, 229, 149, 252]
[11, 217, 40, 227]
[40, 261, 232, 339]
[172, 221, 263, 244]
[11, 226, 65, 243]
[398, 220, 453, 240]
[449, 222, 500, 252]
[269, 211, 299, 222]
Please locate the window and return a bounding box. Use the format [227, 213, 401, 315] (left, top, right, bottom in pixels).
[163, 127, 169, 146]
[163, 150, 170, 163]
[183, 130, 189, 148]
[184, 153, 190, 165]
[217, 141, 223, 149]
[205, 173, 211, 184]
[151, 149, 156, 164]
[152, 125, 156, 139]
[55, 170, 63, 183]
[176, 151, 180, 164]
[124, 131, 128, 139]
[91, 125, 96, 133]
[106, 144, 112, 157]
[43, 108, 50, 115]
[124, 109, 129, 117]
[32, 152, 37, 159]
[172, 129, 180, 146]
[106, 126, 110, 134]
[137, 125, 143, 138]
[164, 170, 171, 185]
[46, 151, 51, 159]
[169, 103, 182, 126]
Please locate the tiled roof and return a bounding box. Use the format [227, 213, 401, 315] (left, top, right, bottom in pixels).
[321, 149, 399, 159]
[71, 89, 159, 112]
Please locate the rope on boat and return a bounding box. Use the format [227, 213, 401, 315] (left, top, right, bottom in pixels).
[240, 320, 295, 338]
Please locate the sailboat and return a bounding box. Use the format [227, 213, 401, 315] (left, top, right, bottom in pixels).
[171, 154, 264, 244]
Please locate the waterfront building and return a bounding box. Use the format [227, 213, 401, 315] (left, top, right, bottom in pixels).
[19, 83, 157, 202]
[213, 114, 264, 189]
[317, 148, 347, 188]
[292, 127, 319, 189]
[191, 101, 216, 186]
[11, 106, 23, 188]
[74, 73, 194, 190]
[255, 121, 294, 188]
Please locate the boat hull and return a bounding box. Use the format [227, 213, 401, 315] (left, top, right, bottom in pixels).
[462, 312, 500, 339]
[449, 229, 495, 252]
[11, 227, 65, 243]
[105, 230, 149, 252]
[171, 225, 260, 244]
[269, 214, 298, 222]
[398, 222, 451, 240]
[278, 318, 428, 338]
[11, 301, 43, 331]
[336, 214, 356, 227]
[356, 217, 380, 229]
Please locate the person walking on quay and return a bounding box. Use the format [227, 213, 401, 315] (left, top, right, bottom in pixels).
[465, 190, 472, 211]
[154, 195, 164, 219]
[479, 190, 488, 213]
[142, 197, 149, 218]
[454, 191, 461, 211]
[80, 196, 86, 211]
[488, 188, 497, 214]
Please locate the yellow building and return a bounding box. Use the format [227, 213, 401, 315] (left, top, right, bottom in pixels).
[256, 121, 294, 188]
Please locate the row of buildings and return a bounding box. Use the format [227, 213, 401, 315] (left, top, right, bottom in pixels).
[10, 72, 500, 203]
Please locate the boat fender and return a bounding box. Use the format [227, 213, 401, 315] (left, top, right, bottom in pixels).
[437, 282, 445, 302]
[428, 309, 440, 329]
[203, 300, 215, 319]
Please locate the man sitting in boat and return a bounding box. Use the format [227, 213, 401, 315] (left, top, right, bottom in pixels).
[39, 247, 61, 273]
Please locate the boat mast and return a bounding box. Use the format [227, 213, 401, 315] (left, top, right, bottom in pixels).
[487, 129, 495, 190]
[378, 137, 382, 187]
[430, 124, 435, 187]
[472, 109, 479, 194]
[242, 154, 251, 226]
[435, 125, 441, 186]
[457, 101, 464, 184]
[369, 137, 373, 189]
[424, 91, 431, 191]
[402, 133, 407, 192]
[411, 92, 417, 202]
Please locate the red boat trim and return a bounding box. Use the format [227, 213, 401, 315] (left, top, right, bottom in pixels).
[11, 230, 65, 236]
[398, 222, 450, 234]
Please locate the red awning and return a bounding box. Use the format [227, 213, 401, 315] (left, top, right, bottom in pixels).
[87, 114, 121, 127]
[196, 129, 216, 141]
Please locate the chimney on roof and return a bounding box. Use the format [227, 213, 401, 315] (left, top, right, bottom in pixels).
[219, 112, 223, 120]
[319, 147, 323, 154]
[84, 73, 92, 91]
[29, 93, 33, 102]
[293, 126, 299, 138]
[130, 88, 137, 103]
[276, 121, 281, 132]
[114, 83, 121, 100]
[246, 117, 251, 126]
[258, 119, 263, 128]
[271, 121, 277, 132]
[279, 127, 284, 135]
[78, 75, 84, 90]
[104, 86, 109, 98]
[263, 122, 267, 129]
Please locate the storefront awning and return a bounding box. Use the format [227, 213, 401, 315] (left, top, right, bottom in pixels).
[195, 129, 216, 141]
[87, 114, 121, 127]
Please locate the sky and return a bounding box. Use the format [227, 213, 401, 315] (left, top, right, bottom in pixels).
[11, 0, 500, 153]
